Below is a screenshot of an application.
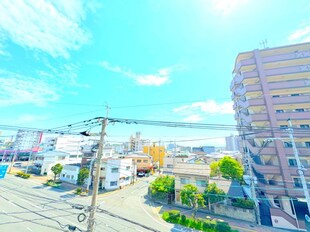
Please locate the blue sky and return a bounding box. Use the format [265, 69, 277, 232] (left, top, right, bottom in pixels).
[1, 0, 310, 146]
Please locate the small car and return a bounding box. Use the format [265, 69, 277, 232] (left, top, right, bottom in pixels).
[13, 162, 22, 167]
[137, 172, 145, 177]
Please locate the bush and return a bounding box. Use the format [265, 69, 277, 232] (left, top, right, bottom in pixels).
[216, 221, 231, 232]
[232, 198, 255, 209]
[162, 210, 235, 232]
[16, 172, 31, 179]
[45, 179, 61, 188]
[75, 187, 82, 195]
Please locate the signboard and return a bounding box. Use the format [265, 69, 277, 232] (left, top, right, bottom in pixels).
[0, 165, 8, 179]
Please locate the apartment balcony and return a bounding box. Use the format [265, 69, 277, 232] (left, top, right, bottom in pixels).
[285, 147, 310, 156]
[262, 50, 310, 63]
[240, 112, 268, 124]
[245, 140, 276, 155]
[252, 163, 281, 175]
[234, 58, 256, 73]
[265, 64, 310, 76]
[275, 111, 310, 120]
[272, 95, 310, 105]
[257, 182, 286, 195]
[269, 79, 310, 90]
[233, 84, 262, 97]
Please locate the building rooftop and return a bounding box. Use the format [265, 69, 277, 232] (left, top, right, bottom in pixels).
[173, 163, 210, 176]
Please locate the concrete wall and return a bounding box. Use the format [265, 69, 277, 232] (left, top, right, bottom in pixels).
[212, 204, 256, 223]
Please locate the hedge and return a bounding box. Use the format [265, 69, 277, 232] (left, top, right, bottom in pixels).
[16, 172, 31, 179]
[231, 198, 255, 209]
[162, 210, 237, 232]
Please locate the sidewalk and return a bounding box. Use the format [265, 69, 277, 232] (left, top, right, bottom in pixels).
[153, 201, 288, 232]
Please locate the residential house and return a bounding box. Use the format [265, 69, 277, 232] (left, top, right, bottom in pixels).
[173, 163, 211, 205]
[33, 151, 81, 175]
[163, 154, 192, 174]
[94, 158, 136, 191]
[124, 153, 153, 173]
[60, 164, 81, 184]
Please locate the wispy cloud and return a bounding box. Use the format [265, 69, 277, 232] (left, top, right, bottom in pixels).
[212, 0, 248, 16]
[15, 114, 49, 124]
[173, 100, 234, 122]
[0, 70, 59, 106]
[288, 23, 310, 43]
[100, 61, 172, 86]
[37, 63, 89, 88]
[0, 0, 94, 58]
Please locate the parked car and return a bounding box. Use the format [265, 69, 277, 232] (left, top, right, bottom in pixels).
[13, 162, 22, 167]
[137, 172, 145, 177]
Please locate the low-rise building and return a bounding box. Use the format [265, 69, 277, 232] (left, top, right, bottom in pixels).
[124, 153, 153, 172]
[94, 158, 136, 191]
[173, 163, 211, 205]
[163, 155, 191, 174]
[60, 164, 81, 184]
[33, 151, 81, 175]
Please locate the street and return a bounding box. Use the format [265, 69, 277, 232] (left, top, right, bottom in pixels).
[0, 175, 182, 232]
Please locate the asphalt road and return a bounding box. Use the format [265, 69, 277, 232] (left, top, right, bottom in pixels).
[0, 175, 182, 232]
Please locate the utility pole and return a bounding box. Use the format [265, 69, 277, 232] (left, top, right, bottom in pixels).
[287, 119, 310, 217]
[236, 102, 260, 224]
[87, 106, 109, 232]
[25, 146, 35, 174]
[8, 149, 18, 173]
[86, 158, 96, 194]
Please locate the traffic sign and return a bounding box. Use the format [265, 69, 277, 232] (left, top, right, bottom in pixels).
[0, 165, 9, 179]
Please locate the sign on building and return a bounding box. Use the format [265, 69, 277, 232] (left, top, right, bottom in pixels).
[0, 165, 9, 179]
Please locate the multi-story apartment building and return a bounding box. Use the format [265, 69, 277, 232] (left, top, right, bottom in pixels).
[225, 134, 240, 151]
[231, 42, 310, 230]
[124, 153, 153, 173]
[143, 145, 166, 167]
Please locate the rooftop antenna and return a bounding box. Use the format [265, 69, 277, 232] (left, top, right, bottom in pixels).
[259, 39, 268, 49]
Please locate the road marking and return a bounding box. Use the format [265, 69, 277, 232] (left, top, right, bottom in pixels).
[2, 210, 7, 213]
[8, 201, 17, 207]
[26, 227, 33, 232]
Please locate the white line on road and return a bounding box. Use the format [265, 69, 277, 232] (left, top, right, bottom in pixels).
[26, 227, 33, 232]
[2, 210, 7, 213]
[8, 201, 17, 207]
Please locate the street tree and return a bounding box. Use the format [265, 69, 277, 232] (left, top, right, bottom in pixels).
[150, 175, 175, 202]
[51, 163, 63, 184]
[180, 184, 205, 219]
[210, 161, 220, 177]
[77, 168, 89, 186]
[219, 156, 243, 181]
[203, 183, 226, 210]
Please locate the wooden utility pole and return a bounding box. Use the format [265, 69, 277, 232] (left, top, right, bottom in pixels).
[87, 106, 109, 232]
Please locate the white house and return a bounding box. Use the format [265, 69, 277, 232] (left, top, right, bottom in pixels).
[34, 151, 81, 175]
[60, 164, 81, 184]
[94, 158, 136, 191]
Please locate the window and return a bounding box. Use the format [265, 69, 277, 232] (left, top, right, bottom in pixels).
[137, 159, 142, 163]
[62, 174, 65, 177]
[280, 125, 288, 129]
[66, 175, 70, 178]
[180, 178, 190, 184]
[110, 181, 118, 186]
[276, 110, 284, 113]
[293, 178, 302, 188]
[288, 159, 297, 166]
[167, 164, 173, 168]
[196, 180, 207, 187]
[143, 160, 148, 163]
[284, 142, 293, 148]
[291, 94, 300, 96]
[100, 167, 105, 171]
[305, 142, 310, 148]
[272, 95, 280, 98]
[126, 166, 130, 170]
[295, 109, 305, 112]
[125, 177, 130, 181]
[71, 175, 74, 179]
[300, 125, 310, 128]
[111, 168, 119, 173]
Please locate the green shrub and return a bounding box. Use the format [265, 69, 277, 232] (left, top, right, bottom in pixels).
[232, 198, 255, 209]
[179, 214, 187, 226]
[162, 212, 170, 221]
[75, 187, 82, 195]
[216, 221, 231, 232]
[16, 172, 31, 179]
[203, 219, 216, 230]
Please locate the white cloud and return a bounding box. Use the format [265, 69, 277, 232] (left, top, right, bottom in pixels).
[0, 0, 93, 58]
[183, 114, 204, 123]
[173, 100, 234, 115]
[100, 61, 171, 86]
[15, 114, 49, 124]
[212, 0, 248, 16]
[288, 25, 310, 43]
[0, 70, 59, 106]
